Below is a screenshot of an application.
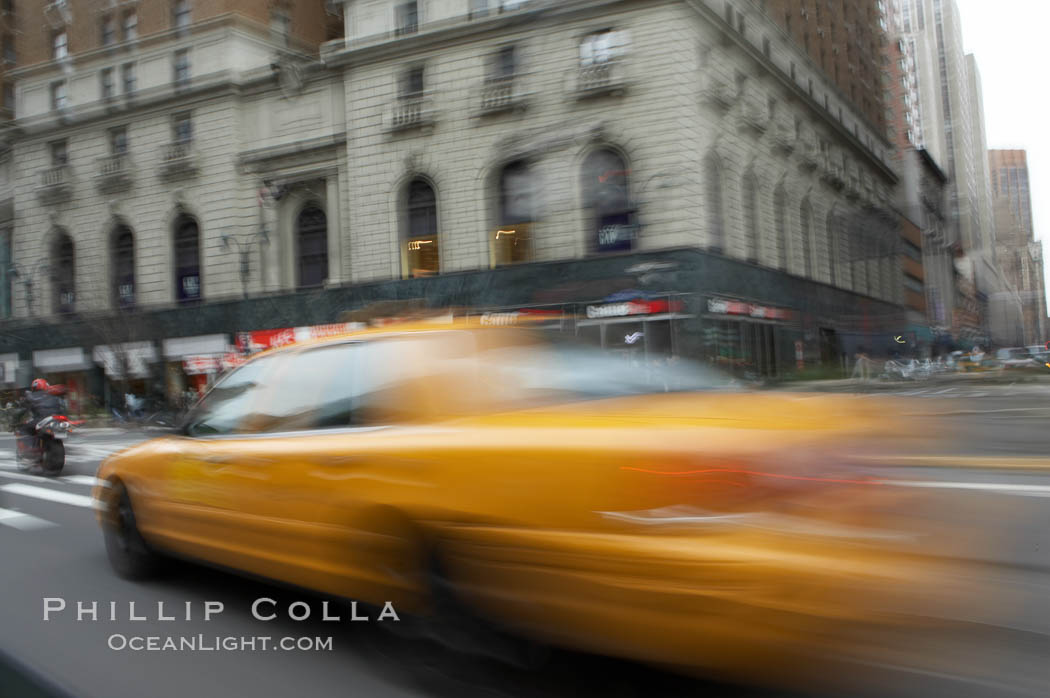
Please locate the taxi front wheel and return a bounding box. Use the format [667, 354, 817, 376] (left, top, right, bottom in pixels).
[103, 488, 162, 580]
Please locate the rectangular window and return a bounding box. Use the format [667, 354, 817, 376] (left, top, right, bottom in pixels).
[174, 49, 191, 86]
[470, 0, 488, 18]
[580, 29, 629, 66]
[2, 33, 13, 64]
[121, 62, 136, 94]
[401, 66, 424, 97]
[49, 140, 68, 167]
[123, 10, 138, 41]
[109, 126, 128, 155]
[1, 82, 12, 111]
[270, 10, 290, 45]
[101, 15, 116, 46]
[172, 112, 193, 144]
[100, 67, 114, 100]
[50, 80, 67, 110]
[395, 1, 418, 35]
[174, 0, 192, 33]
[492, 45, 516, 78]
[52, 30, 67, 60]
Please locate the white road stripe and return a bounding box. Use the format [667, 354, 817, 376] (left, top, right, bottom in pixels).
[0, 507, 57, 531]
[0, 483, 99, 508]
[61, 475, 105, 487]
[0, 471, 52, 483]
[881, 479, 1050, 497]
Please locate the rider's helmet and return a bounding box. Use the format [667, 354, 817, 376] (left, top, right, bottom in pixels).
[30, 378, 49, 392]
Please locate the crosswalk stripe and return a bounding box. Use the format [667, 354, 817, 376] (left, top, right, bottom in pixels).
[61, 475, 105, 487]
[0, 507, 57, 531]
[0, 483, 99, 508]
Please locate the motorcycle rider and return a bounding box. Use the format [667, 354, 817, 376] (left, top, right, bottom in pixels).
[15, 379, 65, 457]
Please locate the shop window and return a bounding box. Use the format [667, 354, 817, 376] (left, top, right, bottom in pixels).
[403, 178, 439, 277]
[704, 152, 724, 253]
[51, 230, 75, 315]
[581, 148, 633, 253]
[493, 160, 533, 265]
[111, 225, 135, 309]
[174, 215, 201, 303]
[296, 205, 328, 289]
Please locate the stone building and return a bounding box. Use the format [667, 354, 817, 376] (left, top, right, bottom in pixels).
[989, 149, 1047, 346]
[2, 0, 909, 403]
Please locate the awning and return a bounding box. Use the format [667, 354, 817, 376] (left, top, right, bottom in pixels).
[93, 342, 158, 379]
[32, 347, 91, 373]
[162, 334, 229, 360]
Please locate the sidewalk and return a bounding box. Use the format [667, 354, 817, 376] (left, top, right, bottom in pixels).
[775, 372, 1050, 393]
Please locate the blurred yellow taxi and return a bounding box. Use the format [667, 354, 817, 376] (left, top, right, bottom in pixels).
[94, 320, 986, 687]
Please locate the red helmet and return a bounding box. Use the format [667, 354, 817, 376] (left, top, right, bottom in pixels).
[30, 378, 49, 392]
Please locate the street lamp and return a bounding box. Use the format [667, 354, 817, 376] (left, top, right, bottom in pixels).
[221, 227, 269, 298]
[9, 259, 52, 316]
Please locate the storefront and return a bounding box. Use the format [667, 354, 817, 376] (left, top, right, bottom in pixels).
[92, 342, 160, 408]
[575, 295, 691, 365]
[161, 334, 230, 404]
[234, 322, 366, 355]
[32, 347, 93, 416]
[701, 297, 799, 378]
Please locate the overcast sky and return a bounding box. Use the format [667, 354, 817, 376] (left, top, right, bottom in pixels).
[953, 0, 1050, 316]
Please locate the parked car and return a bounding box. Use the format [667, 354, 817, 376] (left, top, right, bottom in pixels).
[996, 347, 1038, 369]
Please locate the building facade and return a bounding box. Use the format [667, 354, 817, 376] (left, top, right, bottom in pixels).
[989, 149, 1047, 345]
[2, 0, 909, 404]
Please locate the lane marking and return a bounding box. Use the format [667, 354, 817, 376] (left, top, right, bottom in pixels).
[858, 455, 1050, 470]
[0, 483, 99, 508]
[880, 479, 1050, 497]
[61, 475, 105, 487]
[0, 507, 57, 531]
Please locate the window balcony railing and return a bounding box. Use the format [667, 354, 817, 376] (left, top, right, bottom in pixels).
[571, 59, 626, 98]
[158, 141, 199, 179]
[477, 75, 527, 115]
[96, 153, 133, 193]
[36, 164, 72, 204]
[385, 94, 435, 133]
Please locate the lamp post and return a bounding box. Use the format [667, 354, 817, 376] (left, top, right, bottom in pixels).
[221, 228, 269, 298]
[9, 259, 51, 316]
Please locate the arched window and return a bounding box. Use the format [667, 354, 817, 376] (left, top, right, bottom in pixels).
[174, 215, 201, 303]
[581, 148, 633, 253]
[774, 183, 788, 270]
[111, 225, 135, 309]
[51, 230, 75, 315]
[493, 160, 533, 265]
[296, 205, 328, 289]
[799, 198, 814, 279]
[742, 172, 759, 263]
[404, 178, 439, 277]
[704, 153, 724, 253]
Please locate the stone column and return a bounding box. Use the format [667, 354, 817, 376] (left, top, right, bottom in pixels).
[325, 175, 343, 285]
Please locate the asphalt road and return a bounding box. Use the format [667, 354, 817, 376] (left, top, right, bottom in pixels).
[0, 386, 1048, 698]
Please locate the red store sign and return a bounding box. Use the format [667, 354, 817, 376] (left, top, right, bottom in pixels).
[706, 298, 794, 322]
[584, 299, 685, 319]
[235, 323, 366, 353]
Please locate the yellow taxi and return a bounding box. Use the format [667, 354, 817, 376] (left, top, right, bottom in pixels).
[94, 320, 994, 688]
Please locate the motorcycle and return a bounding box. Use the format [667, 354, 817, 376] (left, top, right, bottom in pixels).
[16, 414, 73, 475]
